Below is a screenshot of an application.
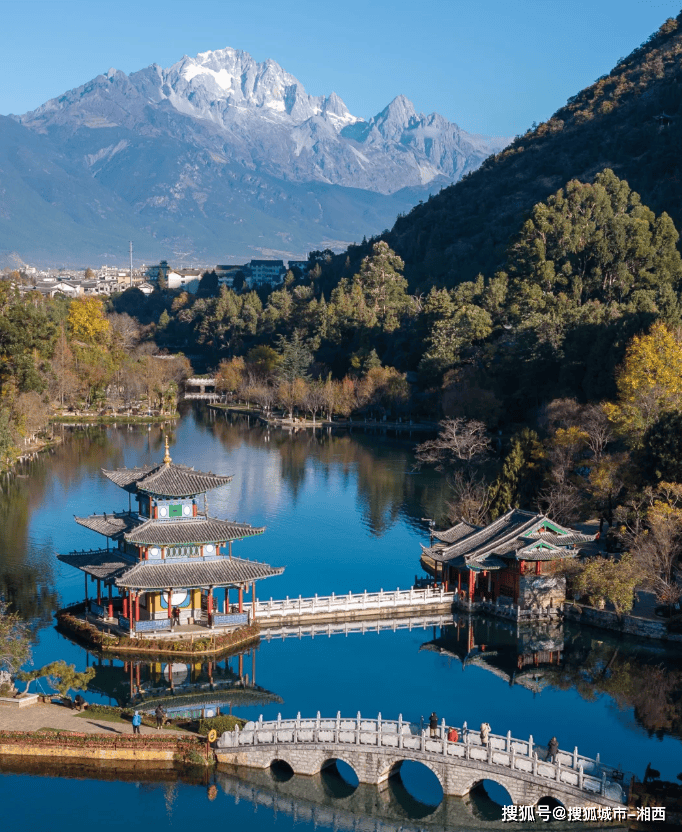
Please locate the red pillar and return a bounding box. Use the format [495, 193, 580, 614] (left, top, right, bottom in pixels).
[97, 579, 102, 605]
[108, 583, 113, 619]
[208, 588, 213, 615]
[135, 593, 140, 622]
[122, 591, 128, 618]
[468, 570, 474, 600]
[225, 587, 229, 613]
[251, 582, 256, 620]
[457, 571, 462, 594]
[168, 589, 172, 618]
[238, 586, 243, 613]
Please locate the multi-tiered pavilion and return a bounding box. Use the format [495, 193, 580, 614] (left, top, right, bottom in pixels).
[58, 439, 284, 637]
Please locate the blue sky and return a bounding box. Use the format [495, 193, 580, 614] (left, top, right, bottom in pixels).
[1, 0, 680, 135]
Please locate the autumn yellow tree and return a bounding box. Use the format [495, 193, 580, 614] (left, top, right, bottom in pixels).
[603, 322, 682, 444]
[67, 297, 112, 406]
[216, 357, 246, 397]
[67, 297, 110, 345]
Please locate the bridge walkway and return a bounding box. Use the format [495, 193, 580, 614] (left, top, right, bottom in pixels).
[216, 713, 630, 809]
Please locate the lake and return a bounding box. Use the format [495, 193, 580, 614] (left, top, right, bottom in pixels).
[0, 406, 680, 828]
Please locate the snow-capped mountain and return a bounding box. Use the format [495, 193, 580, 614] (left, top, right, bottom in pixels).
[2, 48, 509, 263]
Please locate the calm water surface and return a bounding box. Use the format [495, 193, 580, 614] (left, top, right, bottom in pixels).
[0, 407, 680, 829]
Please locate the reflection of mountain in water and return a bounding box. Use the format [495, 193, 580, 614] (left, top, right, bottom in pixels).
[214, 764, 598, 832]
[201, 408, 446, 537]
[86, 647, 282, 717]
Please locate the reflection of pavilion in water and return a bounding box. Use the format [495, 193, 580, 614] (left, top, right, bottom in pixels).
[86, 645, 282, 718]
[420, 615, 565, 694]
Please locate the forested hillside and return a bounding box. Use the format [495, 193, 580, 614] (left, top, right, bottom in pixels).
[318, 13, 682, 291]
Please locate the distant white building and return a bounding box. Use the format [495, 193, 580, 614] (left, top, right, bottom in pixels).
[166, 268, 202, 292]
[29, 280, 81, 298]
[249, 259, 285, 287]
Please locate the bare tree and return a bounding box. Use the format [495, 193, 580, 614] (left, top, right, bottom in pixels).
[304, 382, 326, 423]
[252, 383, 277, 414]
[621, 487, 682, 608]
[537, 478, 583, 526]
[581, 404, 613, 462]
[415, 418, 490, 470]
[446, 471, 491, 526]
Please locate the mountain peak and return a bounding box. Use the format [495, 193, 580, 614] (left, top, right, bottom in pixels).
[371, 95, 418, 140]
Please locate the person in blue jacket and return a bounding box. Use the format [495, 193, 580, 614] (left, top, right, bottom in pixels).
[132, 710, 142, 735]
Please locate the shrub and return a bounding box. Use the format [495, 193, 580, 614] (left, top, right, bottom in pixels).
[198, 715, 245, 737]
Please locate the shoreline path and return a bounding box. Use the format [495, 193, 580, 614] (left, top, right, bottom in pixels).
[0, 702, 180, 736]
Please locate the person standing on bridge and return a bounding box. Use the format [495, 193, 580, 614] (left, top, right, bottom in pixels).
[448, 726, 459, 743]
[429, 712, 438, 737]
[546, 736, 559, 762]
[480, 722, 491, 746]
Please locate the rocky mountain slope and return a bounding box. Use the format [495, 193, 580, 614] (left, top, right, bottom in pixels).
[1, 48, 507, 265]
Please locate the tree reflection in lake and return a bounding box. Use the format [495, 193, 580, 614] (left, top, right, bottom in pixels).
[421, 616, 682, 748]
[201, 408, 449, 536]
[546, 628, 682, 742]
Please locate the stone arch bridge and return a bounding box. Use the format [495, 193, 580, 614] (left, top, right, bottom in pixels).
[216, 714, 629, 810]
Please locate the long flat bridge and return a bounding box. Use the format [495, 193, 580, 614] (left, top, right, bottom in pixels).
[216, 714, 629, 809]
[184, 377, 219, 401]
[246, 587, 561, 628]
[248, 587, 455, 626]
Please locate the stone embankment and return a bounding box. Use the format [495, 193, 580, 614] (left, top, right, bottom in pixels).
[0, 701, 207, 765]
[562, 602, 682, 643]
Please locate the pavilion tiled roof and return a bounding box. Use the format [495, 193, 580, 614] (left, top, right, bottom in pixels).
[422, 509, 595, 567]
[75, 512, 140, 539]
[116, 557, 284, 589]
[57, 549, 134, 580]
[123, 517, 265, 546]
[432, 521, 479, 544]
[102, 462, 233, 497]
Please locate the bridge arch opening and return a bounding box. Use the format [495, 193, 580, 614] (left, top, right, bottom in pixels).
[320, 758, 359, 795]
[468, 779, 513, 821]
[387, 760, 444, 810]
[270, 759, 294, 782]
[535, 795, 566, 820]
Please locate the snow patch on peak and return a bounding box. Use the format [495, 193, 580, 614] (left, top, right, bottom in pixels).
[182, 63, 234, 91]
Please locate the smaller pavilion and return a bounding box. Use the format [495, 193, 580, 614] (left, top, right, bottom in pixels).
[58, 438, 284, 637]
[420, 508, 596, 609]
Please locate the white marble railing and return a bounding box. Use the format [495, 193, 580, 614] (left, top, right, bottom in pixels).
[217, 713, 627, 803]
[247, 587, 453, 619]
